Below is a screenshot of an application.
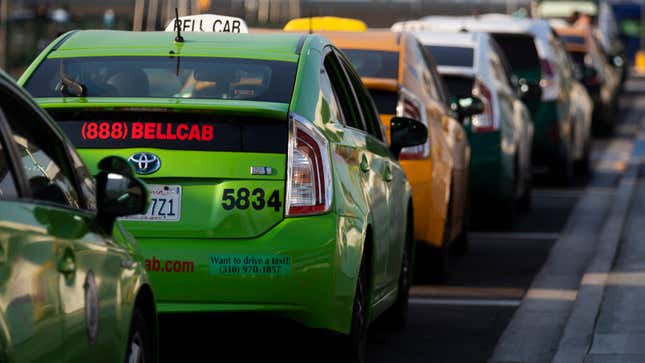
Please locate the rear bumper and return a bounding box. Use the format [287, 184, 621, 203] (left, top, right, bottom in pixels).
[467, 131, 513, 204]
[530, 100, 566, 166]
[136, 213, 357, 334]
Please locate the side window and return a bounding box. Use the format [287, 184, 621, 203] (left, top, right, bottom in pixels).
[67, 146, 97, 211]
[411, 42, 440, 101]
[323, 53, 366, 132]
[0, 129, 18, 199]
[319, 66, 346, 124]
[419, 44, 450, 105]
[337, 54, 385, 141]
[1, 91, 82, 209]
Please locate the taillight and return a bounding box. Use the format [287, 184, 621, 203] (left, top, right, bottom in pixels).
[540, 58, 559, 101]
[471, 80, 496, 133]
[285, 113, 332, 217]
[397, 93, 429, 160]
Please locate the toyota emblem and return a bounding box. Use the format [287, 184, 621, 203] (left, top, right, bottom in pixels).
[128, 152, 161, 175]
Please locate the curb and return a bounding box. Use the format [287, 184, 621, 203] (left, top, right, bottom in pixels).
[551, 122, 645, 363]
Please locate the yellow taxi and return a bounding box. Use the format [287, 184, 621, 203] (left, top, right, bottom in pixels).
[304, 27, 472, 281]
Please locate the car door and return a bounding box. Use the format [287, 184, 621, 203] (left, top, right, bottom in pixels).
[0, 84, 124, 362]
[323, 48, 392, 300]
[337, 49, 406, 291]
[0, 103, 64, 363]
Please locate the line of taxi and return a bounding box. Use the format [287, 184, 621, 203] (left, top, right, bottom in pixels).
[0, 10, 624, 363]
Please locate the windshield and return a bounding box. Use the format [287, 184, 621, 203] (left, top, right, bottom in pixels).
[24, 56, 297, 103]
[341, 49, 399, 79]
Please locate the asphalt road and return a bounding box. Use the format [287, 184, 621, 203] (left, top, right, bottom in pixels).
[158, 81, 643, 363]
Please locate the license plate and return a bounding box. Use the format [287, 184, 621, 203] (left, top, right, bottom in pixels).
[122, 184, 181, 222]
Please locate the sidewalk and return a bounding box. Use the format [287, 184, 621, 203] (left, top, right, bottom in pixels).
[577, 130, 645, 362]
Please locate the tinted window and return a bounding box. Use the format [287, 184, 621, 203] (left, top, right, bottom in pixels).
[0, 132, 18, 199]
[50, 111, 288, 154]
[442, 75, 475, 98]
[324, 53, 365, 131]
[1, 93, 82, 208]
[319, 67, 346, 124]
[568, 51, 586, 68]
[368, 89, 398, 115]
[424, 46, 474, 67]
[341, 49, 399, 79]
[24, 56, 297, 103]
[338, 54, 384, 141]
[560, 35, 586, 46]
[491, 33, 541, 71]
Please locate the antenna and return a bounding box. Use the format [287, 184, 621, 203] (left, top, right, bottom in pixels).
[174, 8, 184, 43]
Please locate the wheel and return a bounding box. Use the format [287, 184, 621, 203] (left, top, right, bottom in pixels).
[336, 251, 369, 363]
[125, 308, 152, 363]
[382, 213, 413, 330]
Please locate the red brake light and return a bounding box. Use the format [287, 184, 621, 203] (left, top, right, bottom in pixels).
[541, 58, 555, 79]
[286, 113, 332, 216]
[471, 80, 496, 133]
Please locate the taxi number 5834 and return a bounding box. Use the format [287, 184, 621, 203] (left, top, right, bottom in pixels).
[221, 188, 282, 211]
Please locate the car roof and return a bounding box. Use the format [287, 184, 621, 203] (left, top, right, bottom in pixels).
[396, 15, 552, 39]
[321, 31, 403, 52]
[413, 31, 483, 48]
[47, 30, 308, 62]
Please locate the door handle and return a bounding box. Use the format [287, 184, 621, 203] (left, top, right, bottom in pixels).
[57, 254, 76, 276]
[359, 155, 370, 173]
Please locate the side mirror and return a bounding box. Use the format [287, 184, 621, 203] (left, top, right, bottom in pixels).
[518, 78, 542, 103]
[450, 96, 485, 121]
[390, 117, 428, 159]
[96, 156, 149, 232]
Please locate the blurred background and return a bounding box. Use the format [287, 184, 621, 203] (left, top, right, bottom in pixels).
[0, 0, 642, 77]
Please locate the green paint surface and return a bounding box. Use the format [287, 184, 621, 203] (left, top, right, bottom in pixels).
[209, 254, 291, 276]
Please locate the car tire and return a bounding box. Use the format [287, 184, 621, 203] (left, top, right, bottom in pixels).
[382, 213, 413, 330]
[336, 251, 369, 363]
[125, 308, 152, 363]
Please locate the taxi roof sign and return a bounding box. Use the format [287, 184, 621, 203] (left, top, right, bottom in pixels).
[165, 14, 248, 34]
[283, 17, 367, 32]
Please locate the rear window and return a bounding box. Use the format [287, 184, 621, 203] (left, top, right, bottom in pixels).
[48, 111, 287, 153]
[24, 56, 296, 103]
[341, 49, 399, 79]
[441, 75, 475, 98]
[568, 51, 586, 68]
[560, 35, 586, 46]
[424, 46, 474, 68]
[367, 89, 397, 115]
[491, 34, 541, 72]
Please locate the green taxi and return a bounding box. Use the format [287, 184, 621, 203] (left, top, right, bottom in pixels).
[19, 15, 427, 361]
[0, 69, 155, 361]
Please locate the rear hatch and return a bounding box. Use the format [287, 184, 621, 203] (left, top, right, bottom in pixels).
[24, 55, 296, 239]
[50, 108, 288, 239]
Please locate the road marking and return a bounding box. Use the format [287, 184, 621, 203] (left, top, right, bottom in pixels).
[411, 286, 525, 300]
[470, 232, 561, 240]
[409, 297, 521, 307]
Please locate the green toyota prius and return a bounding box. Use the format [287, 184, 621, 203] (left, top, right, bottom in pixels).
[19, 15, 427, 361]
[0, 69, 156, 361]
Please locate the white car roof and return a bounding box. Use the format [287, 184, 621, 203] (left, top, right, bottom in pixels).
[394, 15, 554, 59]
[395, 14, 552, 40]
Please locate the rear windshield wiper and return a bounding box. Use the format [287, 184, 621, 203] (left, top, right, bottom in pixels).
[59, 62, 87, 97]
